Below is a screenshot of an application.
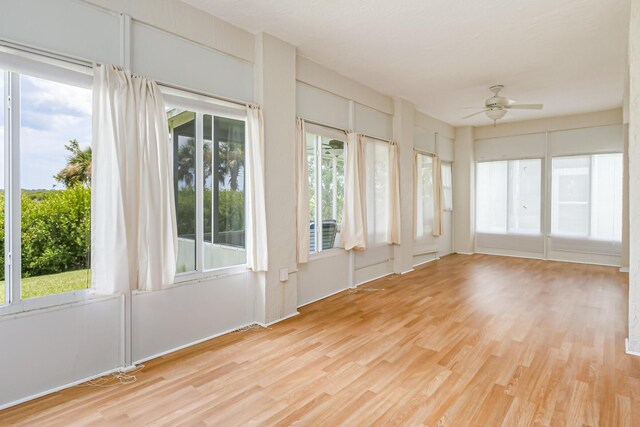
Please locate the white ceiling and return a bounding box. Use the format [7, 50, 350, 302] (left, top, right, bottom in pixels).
[183, 0, 630, 127]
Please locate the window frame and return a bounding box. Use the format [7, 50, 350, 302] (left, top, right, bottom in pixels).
[306, 128, 346, 256]
[0, 61, 94, 315]
[164, 92, 250, 286]
[441, 161, 453, 212]
[414, 152, 434, 240]
[550, 152, 623, 242]
[475, 158, 544, 236]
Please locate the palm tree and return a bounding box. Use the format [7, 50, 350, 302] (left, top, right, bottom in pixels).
[217, 142, 244, 191]
[54, 139, 91, 188]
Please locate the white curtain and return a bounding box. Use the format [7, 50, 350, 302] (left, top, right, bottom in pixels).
[340, 132, 367, 250]
[246, 106, 269, 271]
[295, 118, 310, 263]
[92, 65, 177, 294]
[388, 142, 401, 244]
[432, 156, 443, 237]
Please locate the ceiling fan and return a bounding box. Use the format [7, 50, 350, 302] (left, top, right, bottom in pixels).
[462, 85, 543, 125]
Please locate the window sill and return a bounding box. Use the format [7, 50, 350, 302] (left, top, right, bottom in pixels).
[309, 247, 347, 261]
[0, 290, 120, 321]
[142, 264, 250, 294]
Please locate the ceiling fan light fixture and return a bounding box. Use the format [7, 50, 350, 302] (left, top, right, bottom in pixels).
[485, 108, 507, 120]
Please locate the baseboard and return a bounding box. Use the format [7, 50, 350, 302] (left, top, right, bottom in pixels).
[454, 251, 475, 255]
[0, 365, 123, 411]
[297, 287, 350, 309]
[625, 338, 640, 357]
[257, 311, 300, 328]
[400, 268, 415, 275]
[133, 321, 255, 365]
[355, 271, 393, 287]
[620, 266, 629, 273]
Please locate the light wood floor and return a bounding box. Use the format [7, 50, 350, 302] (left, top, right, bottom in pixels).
[2, 254, 638, 426]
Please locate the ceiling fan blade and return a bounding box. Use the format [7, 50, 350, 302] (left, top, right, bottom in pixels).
[506, 104, 543, 110]
[462, 109, 489, 119]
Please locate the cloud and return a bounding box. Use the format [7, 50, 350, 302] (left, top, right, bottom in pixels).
[19, 75, 92, 190]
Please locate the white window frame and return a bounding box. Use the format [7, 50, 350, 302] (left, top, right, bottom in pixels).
[442, 161, 453, 212]
[414, 153, 434, 239]
[475, 158, 544, 235]
[306, 128, 346, 256]
[164, 92, 250, 285]
[550, 152, 622, 242]
[0, 59, 94, 315]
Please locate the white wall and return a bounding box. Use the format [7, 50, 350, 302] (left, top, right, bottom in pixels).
[453, 127, 475, 254]
[627, 0, 640, 354]
[132, 273, 254, 362]
[0, 297, 122, 409]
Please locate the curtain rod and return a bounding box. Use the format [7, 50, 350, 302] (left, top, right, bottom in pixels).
[302, 119, 348, 134]
[413, 147, 436, 156]
[0, 39, 250, 110]
[300, 118, 396, 144]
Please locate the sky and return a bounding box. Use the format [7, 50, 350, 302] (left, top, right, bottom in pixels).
[0, 72, 92, 190]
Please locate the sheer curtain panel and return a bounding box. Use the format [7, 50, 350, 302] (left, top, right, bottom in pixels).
[246, 106, 269, 271]
[388, 142, 401, 244]
[340, 132, 367, 250]
[432, 156, 443, 237]
[92, 65, 177, 294]
[295, 118, 310, 263]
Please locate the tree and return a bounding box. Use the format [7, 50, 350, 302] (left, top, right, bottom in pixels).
[54, 139, 92, 188]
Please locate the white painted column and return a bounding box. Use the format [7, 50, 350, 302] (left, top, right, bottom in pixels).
[628, 0, 640, 354]
[392, 97, 415, 274]
[254, 33, 298, 324]
[453, 126, 475, 254]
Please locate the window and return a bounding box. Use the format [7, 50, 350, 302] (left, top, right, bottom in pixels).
[476, 159, 542, 234]
[365, 138, 390, 246]
[306, 130, 345, 253]
[551, 153, 622, 241]
[167, 104, 247, 276]
[415, 154, 433, 238]
[1, 65, 92, 309]
[442, 161, 453, 211]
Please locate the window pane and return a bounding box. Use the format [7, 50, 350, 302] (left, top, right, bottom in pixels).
[476, 161, 508, 233]
[307, 133, 316, 252]
[320, 136, 343, 250]
[204, 116, 246, 270]
[552, 156, 590, 236]
[0, 71, 4, 305]
[20, 74, 92, 299]
[416, 154, 433, 238]
[442, 162, 453, 211]
[169, 109, 197, 273]
[366, 140, 390, 245]
[508, 159, 541, 233]
[591, 153, 622, 241]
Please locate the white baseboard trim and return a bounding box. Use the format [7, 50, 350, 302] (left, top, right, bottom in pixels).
[625, 338, 640, 357]
[297, 287, 350, 309]
[454, 251, 475, 255]
[257, 311, 300, 327]
[400, 268, 415, 275]
[0, 365, 123, 411]
[133, 321, 255, 365]
[412, 256, 439, 268]
[355, 272, 393, 287]
[620, 266, 630, 273]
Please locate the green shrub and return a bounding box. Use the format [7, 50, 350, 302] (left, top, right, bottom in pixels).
[18, 186, 91, 278]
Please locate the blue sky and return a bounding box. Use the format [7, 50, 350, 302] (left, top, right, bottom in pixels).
[0, 73, 92, 190]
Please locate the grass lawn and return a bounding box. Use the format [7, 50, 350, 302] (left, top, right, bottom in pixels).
[0, 269, 90, 305]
